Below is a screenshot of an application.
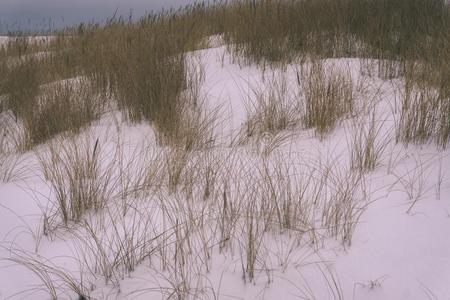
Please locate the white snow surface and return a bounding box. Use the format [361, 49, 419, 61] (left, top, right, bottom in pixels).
[0, 37, 8, 45]
[0, 41, 449, 300]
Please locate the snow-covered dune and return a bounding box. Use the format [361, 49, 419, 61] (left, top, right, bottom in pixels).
[1, 40, 449, 300]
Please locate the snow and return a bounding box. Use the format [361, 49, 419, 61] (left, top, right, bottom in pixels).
[1, 39, 449, 299]
[0, 36, 53, 46]
[0, 37, 8, 46]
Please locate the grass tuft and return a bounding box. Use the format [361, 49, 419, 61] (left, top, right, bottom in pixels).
[299, 62, 354, 138]
[38, 135, 115, 227]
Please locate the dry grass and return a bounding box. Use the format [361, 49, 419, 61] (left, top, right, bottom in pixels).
[242, 72, 300, 140]
[1, 58, 40, 120]
[349, 109, 391, 173]
[1, 0, 448, 149]
[396, 76, 450, 149]
[10, 134, 372, 298]
[1, 1, 449, 298]
[0, 5, 216, 149]
[0, 112, 30, 181]
[1, 245, 91, 299]
[222, 0, 449, 66]
[37, 134, 116, 228]
[299, 62, 355, 138]
[24, 78, 104, 148]
[391, 153, 437, 214]
[0, 36, 50, 60]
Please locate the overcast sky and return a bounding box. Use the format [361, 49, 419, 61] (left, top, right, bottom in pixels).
[0, 0, 198, 33]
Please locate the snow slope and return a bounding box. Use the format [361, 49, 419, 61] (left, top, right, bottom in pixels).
[0, 41, 449, 300]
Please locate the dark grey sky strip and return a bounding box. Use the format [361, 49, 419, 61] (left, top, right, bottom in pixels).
[0, 0, 197, 33]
